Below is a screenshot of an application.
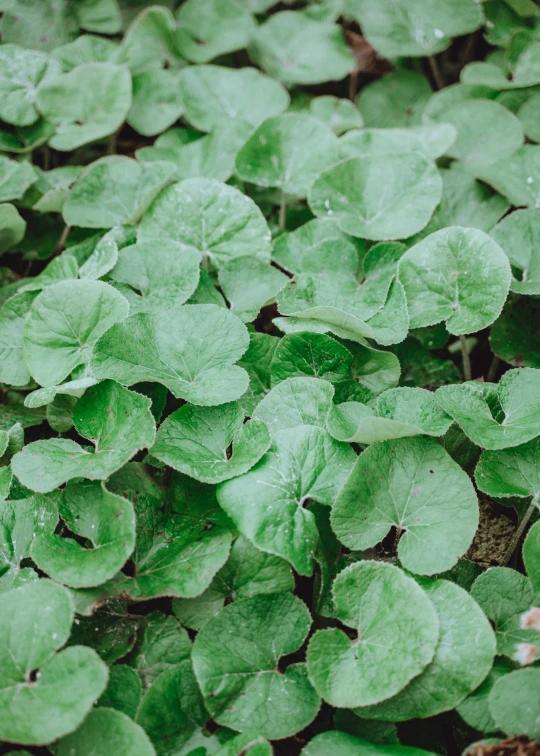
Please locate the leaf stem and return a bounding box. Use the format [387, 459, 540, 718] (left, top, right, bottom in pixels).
[502, 498, 537, 566]
[486, 355, 500, 383]
[392, 526, 403, 556]
[349, 69, 359, 102]
[279, 191, 287, 231]
[54, 224, 71, 256]
[428, 55, 444, 90]
[460, 334, 472, 382]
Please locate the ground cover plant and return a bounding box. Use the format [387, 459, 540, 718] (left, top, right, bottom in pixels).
[0, 0, 540, 754]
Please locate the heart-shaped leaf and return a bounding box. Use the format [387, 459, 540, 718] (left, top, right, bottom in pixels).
[0, 44, 61, 126]
[192, 593, 320, 739]
[12, 381, 156, 493]
[92, 304, 249, 405]
[151, 401, 271, 484]
[127, 70, 184, 137]
[56, 707, 155, 756]
[475, 437, 540, 503]
[332, 437, 479, 575]
[306, 561, 439, 707]
[175, 0, 255, 64]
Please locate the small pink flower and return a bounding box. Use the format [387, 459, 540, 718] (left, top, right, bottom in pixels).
[520, 606, 540, 632]
[515, 643, 540, 666]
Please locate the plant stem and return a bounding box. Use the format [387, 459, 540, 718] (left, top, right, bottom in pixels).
[392, 526, 403, 556]
[54, 224, 71, 256]
[349, 69, 359, 102]
[487, 355, 500, 383]
[428, 55, 444, 90]
[279, 191, 287, 231]
[502, 498, 537, 566]
[460, 334, 472, 381]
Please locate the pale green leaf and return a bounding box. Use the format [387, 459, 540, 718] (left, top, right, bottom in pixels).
[175, 0, 255, 64]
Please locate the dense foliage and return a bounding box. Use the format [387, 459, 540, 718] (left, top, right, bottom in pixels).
[0, 0, 539, 754]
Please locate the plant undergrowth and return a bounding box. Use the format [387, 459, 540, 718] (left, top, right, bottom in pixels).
[0, 0, 539, 754]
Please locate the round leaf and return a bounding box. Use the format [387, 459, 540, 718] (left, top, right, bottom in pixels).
[476, 437, 540, 502]
[488, 669, 540, 739]
[56, 708, 155, 756]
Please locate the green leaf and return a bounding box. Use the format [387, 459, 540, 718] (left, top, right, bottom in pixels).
[138, 178, 271, 269]
[271, 332, 353, 385]
[0, 291, 37, 387]
[0, 0, 78, 52]
[31, 480, 136, 588]
[488, 668, 540, 739]
[471, 566, 540, 660]
[308, 154, 442, 241]
[109, 240, 200, 314]
[302, 731, 439, 756]
[215, 733, 272, 756]
[101, 465, 233, 600]
[0, 203, 26, 253]
[0, 579, 108, 745]
[23, 280, 129, 388]
[437, 99, 523, 174]
[332, 437, 479, 575]
[173, 536, 294, 630]
[135, 659, 208, 754]
[356, 578, 496, 720]
[52, 34, 121, 70]
[92, 305, 250, 405]
[524, 520, 540, 592]
[0, 494, 58, 589]
[348, 0, 483, 57]
[57, 707, 155, 756]
[332, 340, 401, 404]
[457, 660, 514, 735]
[19, 254, 78, 292]
[98, 665, 142, 718]
[476, 437, 540, 502]
[235, 114, 339, 198]
[490, 209, 540, 295]
[193, 593, 320, 739]
[0, 155, 36, 201]
[12, 381, 156, 493]
[218, 258, 288, 322]
[179, 65, 290, 132]
[36, 63, 132, 151]
[252, 376, 335, 434]
[152, 402, 271, 484]
[236, 331, 279, 416]
[399, 227, 511, 335]
[306, 561, 439, 707]
[175, 0, 255, 64]
[435, 369, 540, 449]
[480, 145, 540, 208]
[0, 44, 61, 126]
[310, 95, 364, 135]
[338, 126, 456, 161]
[357, 70, 432, 128]
[128, 610, 191, 690]
[63, 157, 177, 229]
[327, 387, 453, 444]
[127, 70, 184, 137]
[121, 6, 183, 75]
[248, 11, 355, 85]
[217, 423, 355, 574]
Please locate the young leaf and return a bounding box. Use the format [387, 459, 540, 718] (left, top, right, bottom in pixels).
[435, 369, 540, 449]
[217, 424, 355, 575]
[173, 536, 294, 630]
[151, 402, 271, 484]
[91, 304, 250, 405]
[63, 157, 177, 229]
[398, 227, 511, 334]
[235, 113, 339, 198]
[356, 578, 496, 720]
[23, 280, 129, 388]
[31, 480, 136, 588]
[179, 65, 290, 132]
[12, 381, 156, 493]
[248, 11, 355, 85]
[137, 177, 271, 269]
[109, 240, 200, 314]
[0, 579, 108, 745]
[308, 154, 442, 241]
[332, 437, 479, 575]
[56, 708, 155, 756]
[36, 63, 132, 151]
[306, 561, 439, 707]
[192, 593, 320, 739]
